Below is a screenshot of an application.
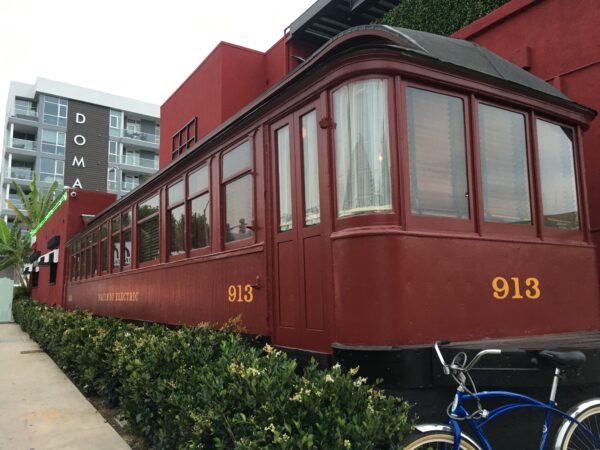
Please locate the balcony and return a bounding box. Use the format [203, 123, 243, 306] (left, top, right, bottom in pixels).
[122, 129, 160, 145]
[10, 106, 38, 121]
[9, 138, 37, 151]
[121, 180, 141, 192]
[6, 167, 34, 181]
[120, 155, 159, 170]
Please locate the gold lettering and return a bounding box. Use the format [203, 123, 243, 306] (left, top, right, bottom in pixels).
[97, 291, 140, 303]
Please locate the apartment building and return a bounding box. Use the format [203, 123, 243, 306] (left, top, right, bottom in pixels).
[2, 78, 160, 224]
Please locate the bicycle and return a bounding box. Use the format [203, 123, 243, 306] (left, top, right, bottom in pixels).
[402, 340, 600, 449]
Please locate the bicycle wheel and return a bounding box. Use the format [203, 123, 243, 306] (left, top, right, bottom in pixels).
[559, 405, 600, 450]
[402, 431, 477, 449]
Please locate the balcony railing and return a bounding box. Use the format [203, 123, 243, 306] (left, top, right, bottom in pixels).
[6, 197, 23, 209]
[39, 174, 64, 185]
[9, 138, 37, 151]
[121, 181, 141, 192]
[11, 107, 38, 121]
[120, 156, 159, 169]
[108, 128, 160, 145]
[6, 167, 34, 181]
[107, 181, 118, 192]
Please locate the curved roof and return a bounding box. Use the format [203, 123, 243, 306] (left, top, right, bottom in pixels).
[305, 25, 592, 113]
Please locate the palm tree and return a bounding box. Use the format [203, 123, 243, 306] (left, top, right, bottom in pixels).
[0, 219, 31, 288]
[6, 172, 62, 231]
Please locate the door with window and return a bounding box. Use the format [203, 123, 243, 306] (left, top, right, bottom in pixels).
[271, 101, 331, 352]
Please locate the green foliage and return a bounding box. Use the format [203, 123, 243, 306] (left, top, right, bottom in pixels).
[0, 219, 31, 287]
[13, 298, 412, 449]
[376, 0, 510, 36]
[7, 172, 62, 231]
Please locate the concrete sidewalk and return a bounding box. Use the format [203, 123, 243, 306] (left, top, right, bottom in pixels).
[0, 323, 130, 450]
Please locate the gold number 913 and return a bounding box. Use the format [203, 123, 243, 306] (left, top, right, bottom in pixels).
[228, 284, 254, 303]
[492, 276, 540, 300]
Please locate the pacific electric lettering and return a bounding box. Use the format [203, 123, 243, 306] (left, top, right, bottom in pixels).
[69, 112, 87, 189]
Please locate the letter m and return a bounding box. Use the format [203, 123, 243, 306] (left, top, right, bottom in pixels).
[72, 156, 85, 168]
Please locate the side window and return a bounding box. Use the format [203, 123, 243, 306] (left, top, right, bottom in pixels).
[168, 180, 186, 257]
[478, 104, 531, 224]
[111, 216, 121, 270]
[188, 165, 210, 250]
[122, 210, 132, 267]
[406, 87, 469, 219]
[100, 223, 108, 273]
[536, 120, 579, 230]
[137, 195, 160, 263]
[222, 141, 254, 243]
[333, 79, 391, 217]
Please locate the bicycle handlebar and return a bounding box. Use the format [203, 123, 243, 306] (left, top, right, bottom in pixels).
[435, 340, 504, 374]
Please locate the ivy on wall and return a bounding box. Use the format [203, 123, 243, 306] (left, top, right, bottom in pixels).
[376, 0, 510, 36]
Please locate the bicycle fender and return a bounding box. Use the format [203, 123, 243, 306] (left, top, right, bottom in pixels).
[553, 398, 600, 450]
[415, 423, 483, 450]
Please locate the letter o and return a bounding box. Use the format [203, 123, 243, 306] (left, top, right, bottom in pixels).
[74, 135, 86, 146]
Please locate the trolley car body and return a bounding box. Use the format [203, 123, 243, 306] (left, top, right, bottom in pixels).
[65, 26, 599, 353]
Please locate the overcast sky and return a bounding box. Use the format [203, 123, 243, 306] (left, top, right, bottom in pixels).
[0, 0, 317, 147]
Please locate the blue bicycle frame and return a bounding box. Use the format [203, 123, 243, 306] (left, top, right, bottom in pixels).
[447, 387, 600, 450]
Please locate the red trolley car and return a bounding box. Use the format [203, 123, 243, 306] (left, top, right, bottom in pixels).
[64, 26, 598, 354]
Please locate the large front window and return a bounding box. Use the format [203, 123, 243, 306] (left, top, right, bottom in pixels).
[537, 120, 579, 230]
[43, 96, 67, 126]
[479, 104, 531, 224]
[406, 87, 469, 219]
[41, 129, 66, 155]
[333, 79, 391, 217]
[39, 158, 64, 184]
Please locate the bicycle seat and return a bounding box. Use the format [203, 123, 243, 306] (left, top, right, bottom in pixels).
[537, 350, 586, 369]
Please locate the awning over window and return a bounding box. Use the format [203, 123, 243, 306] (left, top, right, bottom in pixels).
[22, 263, 39, 274]
[38, 249, 59, 265]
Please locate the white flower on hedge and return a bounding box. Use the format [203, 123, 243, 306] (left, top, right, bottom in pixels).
[344, 439, 352, 449]
[264, 423, 276, 433]
[350, 366, 360, 376]
[325, 374, 334, 383]
[332, 363, 341, 370]
[354, 377, 367, 387]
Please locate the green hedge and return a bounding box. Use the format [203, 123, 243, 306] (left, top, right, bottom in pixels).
[376, 0, 509, 36]
[13, 298, 412, 449]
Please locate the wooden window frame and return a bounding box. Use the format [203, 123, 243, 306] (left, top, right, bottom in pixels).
[399, 80, 476, 234]
[167, 179, 187, 262]
[221, 140, 256, 250]
[330, 75, 400, 231]
[188, 163, 212, 257]
[136, 193, 161, 267]
[171, 117, 198, 160]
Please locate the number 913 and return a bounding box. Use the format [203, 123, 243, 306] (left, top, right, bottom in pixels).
[492, 276, 540, 300]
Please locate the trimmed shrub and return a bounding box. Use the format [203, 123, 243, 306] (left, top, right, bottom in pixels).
[13, 298, 412, 449]
[376, 0, 510, 36]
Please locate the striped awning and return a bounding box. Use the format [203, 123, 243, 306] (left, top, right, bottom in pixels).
[38, 249, 59, 265]
[22, 263, 39, 274]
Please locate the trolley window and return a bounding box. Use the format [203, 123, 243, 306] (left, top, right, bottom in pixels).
[222, 141, 254, 243]
[188, 165, 210, 251]
[478, 104, 531, 225]
[333, 78, 391, 217]
[536, 120, 579, 230]
[406, 87, 469, 219]
[276, 125, 293, 231]
[137, 194, 160, 263]
[302, 110, 320, 226]
[168, 180, 186, 257]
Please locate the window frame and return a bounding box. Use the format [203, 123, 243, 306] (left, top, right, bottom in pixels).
[188, 163, 212, 257]
[43, 95, 68, 127]
[136, 193, 161, 267]
[531, 114, 584, 242]
[167, 178, 187, 261]
[329, 75, 400, 230]
[41, 129, 66, 156]
[221, 139, 256, 250]
[400, 81, 476, 233]
[474, 99, 538, 238]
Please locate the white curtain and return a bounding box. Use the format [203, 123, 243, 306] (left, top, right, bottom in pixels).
[334, 79, 391, 217]
[277, 125, 293, 231]
[302, 111, 320, 225]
